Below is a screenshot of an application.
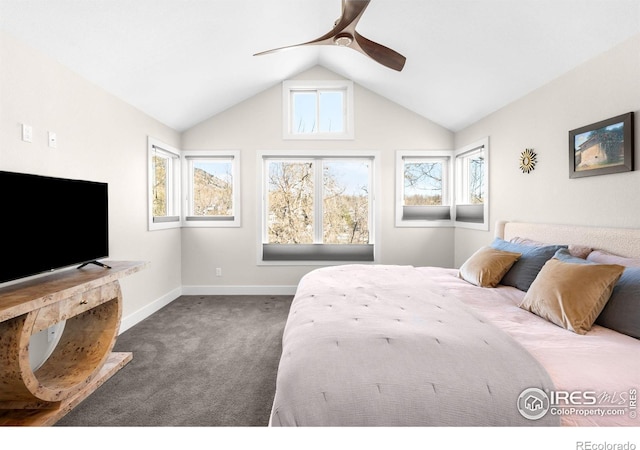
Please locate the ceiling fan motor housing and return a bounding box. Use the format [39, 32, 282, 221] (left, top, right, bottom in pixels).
[334, 33, 354, 47]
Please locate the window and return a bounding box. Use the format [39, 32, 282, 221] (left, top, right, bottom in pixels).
[395, 151, 453, 227]
[260, 151, 377, 263]
[182, 151, 241, 227]
[455, 138, 489, 230]
[148, 138, 181, 230]
[282, 80, 354, 140]
[147, 141, 242, 230]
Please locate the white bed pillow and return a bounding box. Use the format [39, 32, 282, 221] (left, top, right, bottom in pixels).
[587, 249, 640, 267]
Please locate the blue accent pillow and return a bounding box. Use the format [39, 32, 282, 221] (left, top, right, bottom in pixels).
[490, 238, 567, 291]
[553, 248, 590, 264]
[596, 267, 640, 339]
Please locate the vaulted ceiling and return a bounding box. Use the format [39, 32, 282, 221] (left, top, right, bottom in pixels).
[1, 0, 639, 132]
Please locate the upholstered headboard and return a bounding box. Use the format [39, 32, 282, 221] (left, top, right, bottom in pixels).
[495, 220, 640, 259]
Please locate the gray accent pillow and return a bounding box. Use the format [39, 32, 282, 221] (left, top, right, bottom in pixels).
[596, 267, 640, 339]
[491, 238, 566, 291]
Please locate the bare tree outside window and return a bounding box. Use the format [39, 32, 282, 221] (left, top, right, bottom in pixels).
[323, 161, 370, 244]
[266, 159, 371, 245]
[468, 156, 484, 204]
[153, 155, 167, 217]
[403, 162, 443, 206]
[267, 161, 315, 244]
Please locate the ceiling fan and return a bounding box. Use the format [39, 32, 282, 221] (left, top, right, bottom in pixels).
[254, 0, 406, 72]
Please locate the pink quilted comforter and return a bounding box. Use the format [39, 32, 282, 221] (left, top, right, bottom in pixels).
[270, 265, 639, 427]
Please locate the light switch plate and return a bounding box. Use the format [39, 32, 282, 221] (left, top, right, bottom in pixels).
[22, 124, 33, 142]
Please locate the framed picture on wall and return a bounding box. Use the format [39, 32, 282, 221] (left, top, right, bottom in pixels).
[569, 112, 634, 178]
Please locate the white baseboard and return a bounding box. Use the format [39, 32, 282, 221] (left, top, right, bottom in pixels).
[119, 285, 296, 333]
[119, 286, 182, 334]
[181, 285, 297, 296]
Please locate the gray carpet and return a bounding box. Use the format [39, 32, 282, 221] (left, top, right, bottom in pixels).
[56, 295, 293, 427]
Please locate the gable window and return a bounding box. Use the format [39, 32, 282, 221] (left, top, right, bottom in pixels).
[283, 80, 354, 140]
[455, 137, 489, 230]
[259, 151, 377, 263]
[148, 137, 181, 230]
[395, 151, 453, 227]
[182, 150, 241, 227]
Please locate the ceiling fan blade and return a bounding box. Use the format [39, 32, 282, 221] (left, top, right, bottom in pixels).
[354, 32, 406, 71]
[253, 37, 332, 56]
[334, 0, 370, 33]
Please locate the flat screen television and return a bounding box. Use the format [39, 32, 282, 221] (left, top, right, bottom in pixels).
[0, 171, 109, 284]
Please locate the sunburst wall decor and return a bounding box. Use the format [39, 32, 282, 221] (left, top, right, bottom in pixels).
[519, 149, 537, 173]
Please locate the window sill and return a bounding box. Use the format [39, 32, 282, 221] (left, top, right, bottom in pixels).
[261, 244, 374, 263]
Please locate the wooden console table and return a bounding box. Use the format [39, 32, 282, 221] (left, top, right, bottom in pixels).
[0, 261, 147, 426]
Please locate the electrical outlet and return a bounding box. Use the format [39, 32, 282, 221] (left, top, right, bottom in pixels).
[216, 268, 222, 277]
[48, 131, 57, 148]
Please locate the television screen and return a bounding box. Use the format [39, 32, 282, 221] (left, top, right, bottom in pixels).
[0, 171, 109, 284]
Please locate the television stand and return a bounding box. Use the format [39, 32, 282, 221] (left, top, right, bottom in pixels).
[0, 261, 147, 426]
[77, 260, 112, 269]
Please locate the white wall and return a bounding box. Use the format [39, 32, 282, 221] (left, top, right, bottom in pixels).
[6, 27, 637, 307]
[453, 33, 640, 267]
[0, 31, 183, 323]
[181, 66, 454, 290]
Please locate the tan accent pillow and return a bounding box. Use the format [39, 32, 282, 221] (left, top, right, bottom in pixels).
[519, 258, 624, 334]
[459, 246, 521, 288]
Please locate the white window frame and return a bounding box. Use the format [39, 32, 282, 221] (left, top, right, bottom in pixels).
[257, 150, 380, 265]
[454, 137, 489, 231]
[181, 150, 241, 228]
[395, 150, 454, 228]
[148, 137, 181, 231]
[282, 80, 355, 140]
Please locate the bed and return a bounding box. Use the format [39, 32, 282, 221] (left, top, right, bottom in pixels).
[269, 221, 640, 427]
